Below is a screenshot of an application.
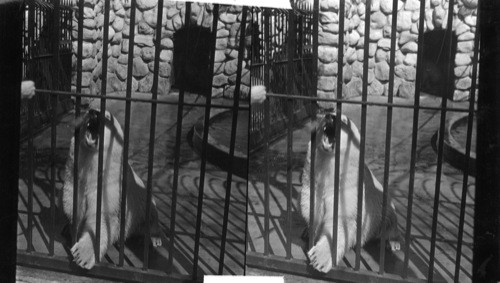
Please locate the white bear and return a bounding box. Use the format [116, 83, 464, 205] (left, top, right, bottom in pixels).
[61, 109, 164, 269]
[299, 113, 401, 273]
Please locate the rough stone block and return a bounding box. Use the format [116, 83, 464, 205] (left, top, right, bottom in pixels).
[133, 57, 149, 77]
[138, 73, 154, 92]
[137, 0, 157, 11]
[212, 73, 228, 87]
[318, 46, 338, 63]
[369, 79, 384, 96]
[318, 76, 336, 91]
[395, 65, 416, 81]
[398, 81, 415, 98]
[318, 62, 338, 76]
[375, 61, 390, 81]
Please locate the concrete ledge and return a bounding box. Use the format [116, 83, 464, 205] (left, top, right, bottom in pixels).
[191, 109, 248, 179]
[433, 113, 476, 177]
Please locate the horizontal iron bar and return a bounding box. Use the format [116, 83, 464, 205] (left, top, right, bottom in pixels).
[34, 89, 249, 110]
[246, 252, 435, 283]
[17, 250, 194, 283]
[266, 93, 474, 113]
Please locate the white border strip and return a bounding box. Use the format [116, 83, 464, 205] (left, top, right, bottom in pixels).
[169, 0, 292, 9]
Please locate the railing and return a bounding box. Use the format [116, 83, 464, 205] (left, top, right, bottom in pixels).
[246, 0, 479, 281]
[18, 1, 249, 281]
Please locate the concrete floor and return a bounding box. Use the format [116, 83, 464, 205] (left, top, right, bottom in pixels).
[247, 95, 475, 282]
[17, 91, 248, 280]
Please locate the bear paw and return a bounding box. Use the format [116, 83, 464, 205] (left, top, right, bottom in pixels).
[308, 236, 333, 273]
[71, 236, 96, 269]
[387, 240, 401, 252]
[151, 236, 162, 247]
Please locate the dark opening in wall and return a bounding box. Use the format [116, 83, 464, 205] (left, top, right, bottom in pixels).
[421, 29, 457, 99]
[172, 25, 212, 94]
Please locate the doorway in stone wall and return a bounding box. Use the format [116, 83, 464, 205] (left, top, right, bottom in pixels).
[172, 25, 213, 94]
[421, 29, 457, 99]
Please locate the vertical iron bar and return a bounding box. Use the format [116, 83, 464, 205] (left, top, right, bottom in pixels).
[187, 0, 210, 276]
[454, 7, 480, 282]
[378, 0, 399, 274]
[428, 0, 455, 280]
[308, 129, 316, 249]
[332, 0, 345, 266]
[355, 0, 371, 270]
[25, 0, 35, 255]
[118, 0, 137, 267]
[0, 3, 23, 280]
[167, 2, 190, 272]
[218, 7, 247, 274]
[263, 8, 271, 257]
[142, 0, 164, 271]
[50, 0, 61, 257]
[285, 8, 295, 260]
[28, 3, 34, 78]
[311, 0, 319, 102]
[473, 0, 500, 280]
[95, 0, 111, 265]
[402, 0, 427, 275]
[27, 98, 34, 253]
[72, 0, 85, 247]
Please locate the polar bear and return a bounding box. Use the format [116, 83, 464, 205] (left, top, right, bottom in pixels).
[299, 112, 401, 273]
[61, 109, 164, 269]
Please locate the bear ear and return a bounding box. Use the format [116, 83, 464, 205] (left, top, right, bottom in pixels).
[340, 114, 349, 124]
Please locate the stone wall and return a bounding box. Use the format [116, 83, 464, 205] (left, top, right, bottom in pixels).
[71, 0, 251, 100]
[313, 0, 478, 107]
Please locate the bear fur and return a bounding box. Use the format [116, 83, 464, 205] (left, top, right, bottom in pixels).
[299, 113, 401, 273]
[61, 109, 164, 269]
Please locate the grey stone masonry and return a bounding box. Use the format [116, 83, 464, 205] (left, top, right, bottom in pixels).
[71, 0, 251, 100]
[298, 0, 478, 108]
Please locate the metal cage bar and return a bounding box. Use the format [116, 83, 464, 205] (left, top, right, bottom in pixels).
[26, 98, 35, 253]
[285, 8, 296, 260]
[263, 8, 271, 257]
[454, 6, 480, 281]
[118, 0, 137, 267]
[427, 0, 456, 280]
[308, 129, 316, 249]
[260, 93, 471, 113]
[219, 5, 247, 275]
[189, 0, 214, 277]
[402, 0, 427, 275]
[142, 0, 165, 270]
[95, 0, 112, 265]
[168, 2, 190, 274]
[332, 0, 345, 267]
[49, 0, 61, 257]
[72, 0, 84, 248]
[308, 0, 320, 252]
[35, 89, 249, 110]
[25, 9, 36, 255]
[354, 0, 371, 270]
[378, 0, 400, 274]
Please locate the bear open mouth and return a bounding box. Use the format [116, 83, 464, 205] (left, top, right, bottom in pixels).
[320, 114, 336, 152]
[84, 110, 100, 148]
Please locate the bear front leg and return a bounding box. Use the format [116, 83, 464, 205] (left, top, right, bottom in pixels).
[71, 229, 96, 269]
[71, 215, 114, 269]
[308, 221, 347, 273]
[148, 204, 164, 247]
